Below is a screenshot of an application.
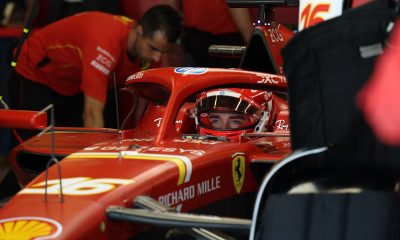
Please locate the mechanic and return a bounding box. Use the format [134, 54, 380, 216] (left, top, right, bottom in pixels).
[195, 88, 275, 141]
[9, 5, 181, 134]
[164, 0, 253, 67]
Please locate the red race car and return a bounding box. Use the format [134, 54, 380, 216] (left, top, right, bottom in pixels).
[0, 1, 295, 239]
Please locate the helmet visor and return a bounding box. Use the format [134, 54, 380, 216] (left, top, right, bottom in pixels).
[198, 110, 258, 131]
[197, 95, 259, 115]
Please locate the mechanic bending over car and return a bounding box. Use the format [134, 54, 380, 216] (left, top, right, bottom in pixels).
[8, 4, 181, 137]
[194, 88, 275, 141]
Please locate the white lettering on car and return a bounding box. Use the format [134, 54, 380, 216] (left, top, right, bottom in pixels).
[154, 118, 162, 127]
[145, 147, 205, 156]
[256, 73, 287, 84]
[173, 139, 221, 145]
[127, 72, 144, 81]
[197, 176, 221, 196]
[83, 146, 130, 151]
[158, 176, 221, 207]
[275, 120, 290, 130]
[267, 28, 284, 43]
[20, 177, 134, 195]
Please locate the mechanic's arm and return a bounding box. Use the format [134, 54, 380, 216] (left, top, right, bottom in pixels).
[229, 8, 253, 44]
[83, 95, 105, 128]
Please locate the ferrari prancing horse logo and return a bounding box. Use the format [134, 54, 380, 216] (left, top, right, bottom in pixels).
[232, 153, 245, 194]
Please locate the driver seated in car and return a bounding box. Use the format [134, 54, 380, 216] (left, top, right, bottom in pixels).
[194, 88, 275, 141]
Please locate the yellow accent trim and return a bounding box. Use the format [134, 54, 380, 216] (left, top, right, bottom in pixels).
[114, 15, 133, 25]
[0, 220, 52, 239]
[232, 155, 245, 194]
[46, 44, 83, 59]
[67, 154, 187, 185]
[11, 61, 17, 67]
[23, 28, 29, 33]
[125, 155, 186, 185]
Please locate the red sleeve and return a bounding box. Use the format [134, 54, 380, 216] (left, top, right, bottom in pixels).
[81, 43, 120, 103]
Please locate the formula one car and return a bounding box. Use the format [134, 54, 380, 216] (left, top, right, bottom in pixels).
[0, 67, 290, 239]
[0, 1, 295, 239]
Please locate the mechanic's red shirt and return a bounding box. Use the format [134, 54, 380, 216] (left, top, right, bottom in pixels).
[182, 0, 238, 34]
[16, 11, 158, 103]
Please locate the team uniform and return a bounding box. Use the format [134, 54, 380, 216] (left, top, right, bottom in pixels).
[183, 0, 238, 35]
[11, 12, 157, 130]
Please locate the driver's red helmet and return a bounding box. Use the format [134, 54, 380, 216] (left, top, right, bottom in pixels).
[195, 88, 274, 141]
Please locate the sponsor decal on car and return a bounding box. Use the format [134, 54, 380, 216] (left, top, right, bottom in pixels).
[145, 147, 205, 156]
[127, 71, 144, 81]
[154, 117, 162, 127]
[232, 152, 245, 194]
[275, 119, 290, 131]
[20, 177, 134, 196]
[299, 0, 344, 31]
[174, 67, 208, 75]
[158, 176, 221, 207]
[256, 73, 286, 84]
[63, 151, 193, 185]
[173, 139, 221, 145]
[83, 145, 204, 156]
[0, 217, 62, 240]
[267, 28, 284, 43]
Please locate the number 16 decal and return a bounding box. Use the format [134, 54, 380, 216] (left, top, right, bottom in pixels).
[300, 3, 330, 29]
[298, 0, 344, 31]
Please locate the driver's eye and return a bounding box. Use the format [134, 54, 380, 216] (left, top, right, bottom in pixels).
[229, 119, 245, 128]
[209, 117, 223, 128]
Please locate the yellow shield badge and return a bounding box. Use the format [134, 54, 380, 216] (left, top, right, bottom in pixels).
[232, 153, 245, 194]
[0, 217, 62, 240]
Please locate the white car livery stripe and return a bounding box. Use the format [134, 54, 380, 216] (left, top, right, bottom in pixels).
[66, 151, 192, 185]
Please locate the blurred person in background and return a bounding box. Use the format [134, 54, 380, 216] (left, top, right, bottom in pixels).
[46, 0, 121, 24]
[9, 5, 181, 134]
[165, 0, 254, 68]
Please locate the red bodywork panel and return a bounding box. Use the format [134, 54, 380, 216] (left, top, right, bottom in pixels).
[0, 109, 47, 129]
[256, 23, 294, 74]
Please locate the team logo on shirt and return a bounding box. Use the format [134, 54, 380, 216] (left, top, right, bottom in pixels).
[90, 46, 116, 75]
